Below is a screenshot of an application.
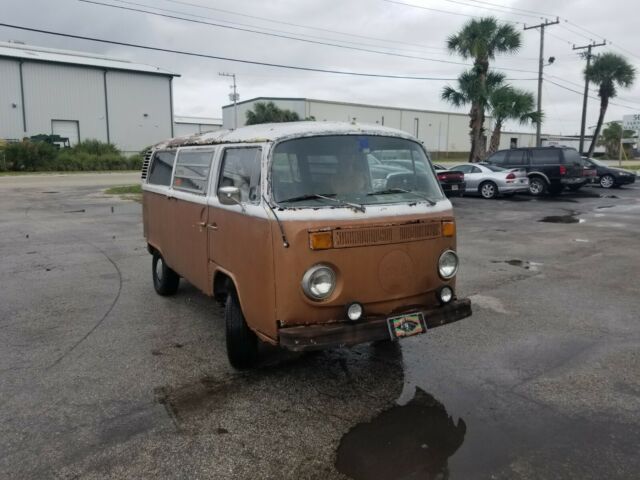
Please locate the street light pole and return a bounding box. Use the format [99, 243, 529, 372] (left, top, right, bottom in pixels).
[219, 72, 239, 129]
[573, 41, 606, 155]
[524, 18, 559, 147]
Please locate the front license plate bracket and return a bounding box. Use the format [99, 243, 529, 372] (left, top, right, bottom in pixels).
[387, 312, 427, 339]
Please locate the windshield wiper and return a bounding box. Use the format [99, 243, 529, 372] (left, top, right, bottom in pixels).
[367, 188, 437, 206]
[279, 193, 365, 213]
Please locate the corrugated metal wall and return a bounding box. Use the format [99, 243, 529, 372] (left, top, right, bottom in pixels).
[22, 62, 108, 142]
[0, 59, 26, 140]
[105, 71, 172, 153]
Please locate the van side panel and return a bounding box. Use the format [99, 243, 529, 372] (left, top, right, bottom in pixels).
[143, 190, 172, 259]
[207, 207, 277, 339]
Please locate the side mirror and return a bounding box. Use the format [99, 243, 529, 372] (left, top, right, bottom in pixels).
[218, 186, 243, 209]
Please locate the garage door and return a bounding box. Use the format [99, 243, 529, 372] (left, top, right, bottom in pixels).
[51, 120, 80, 146]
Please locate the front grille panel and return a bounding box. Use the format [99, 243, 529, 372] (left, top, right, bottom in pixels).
[331, 221, 441, 248]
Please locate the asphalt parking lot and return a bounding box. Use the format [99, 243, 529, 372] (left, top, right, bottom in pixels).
[1, 173, 639, 479]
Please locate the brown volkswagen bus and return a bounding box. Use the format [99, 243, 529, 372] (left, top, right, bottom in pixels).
[142, 122, 471, 368]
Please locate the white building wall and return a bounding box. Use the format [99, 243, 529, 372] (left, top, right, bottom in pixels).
[498, 132, 537, 150]
[0, 59, 24, 139]
[106, 71, 172, 153]
[21, 62, 108, 142]
[174, 122, 222, 137]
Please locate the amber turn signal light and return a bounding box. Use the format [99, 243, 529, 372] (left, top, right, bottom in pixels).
[309, 231, 333, 250]
[442, 221, 455, 237]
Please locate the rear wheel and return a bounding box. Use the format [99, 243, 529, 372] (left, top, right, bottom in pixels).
[600, 174, 615, 189]
[152, 252, 179, 296]
[528, 177, 548, 196]
[479, 181, 498, 199]
[225, 292, 258, 369]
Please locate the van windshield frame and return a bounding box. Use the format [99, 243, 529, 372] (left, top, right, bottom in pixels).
[269, 135, 444, 209]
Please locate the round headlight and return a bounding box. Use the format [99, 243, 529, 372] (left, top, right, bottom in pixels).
[302, 265, 336, 300]
[438, 250, 459, 279]
[439, 286, 453, 304]
[346, 302, 363, 321]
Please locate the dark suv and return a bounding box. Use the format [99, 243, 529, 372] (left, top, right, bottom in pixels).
[485, 147, 586, 196]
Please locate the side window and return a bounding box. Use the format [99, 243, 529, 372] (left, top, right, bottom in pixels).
[531, 149, 560, 165]
[172, 149, 214, 194]
[471, 166, 482, 173]
[487, 151, 506, 166]
[506, 150, 527, 165]
[218, 147, 262, 204]
[148, 151, 175, 186]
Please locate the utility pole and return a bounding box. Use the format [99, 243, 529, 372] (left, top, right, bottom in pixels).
[573, 41, 606, 155]
[219, 72, 239, 129]
[524, 18, 560, 147]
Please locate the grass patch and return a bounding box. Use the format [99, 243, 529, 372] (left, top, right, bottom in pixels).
[0, 170, 139, 177]
[105, 184, 142, 195]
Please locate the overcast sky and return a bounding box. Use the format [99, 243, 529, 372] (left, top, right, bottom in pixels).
[2, 0, 639, 135]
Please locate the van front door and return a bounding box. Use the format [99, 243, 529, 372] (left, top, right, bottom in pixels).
[167, 147, 215, 293]
[207, 146, 277, 338]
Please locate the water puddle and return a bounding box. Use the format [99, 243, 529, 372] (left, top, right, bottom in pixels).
[539, 214, 581, 224]
[491, 259, 543, 271]
[335, 389, 466, 480]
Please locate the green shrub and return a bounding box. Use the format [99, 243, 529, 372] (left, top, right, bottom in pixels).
[73, 139, 120, 156]
[5, 141, 58, 171]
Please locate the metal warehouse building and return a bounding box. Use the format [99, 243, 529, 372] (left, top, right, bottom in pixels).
[223, 97, 539, 155]
[0, 41, 178, 154]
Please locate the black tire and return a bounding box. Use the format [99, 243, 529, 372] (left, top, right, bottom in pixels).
[479, 181, 498, 199]
[528, 176, 548, 196]
[152, 252, 179, 296]
[600, 174, 615, 189]
[225, 292, 258, 369]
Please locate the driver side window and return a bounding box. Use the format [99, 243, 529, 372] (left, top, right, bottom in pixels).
[218, 147, 262, 204]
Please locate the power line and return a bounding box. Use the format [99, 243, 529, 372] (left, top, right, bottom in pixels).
[0, 21, 496, 81]
[462, 0, 555, 18]
[78, 0, 539, 73]
[544, 77, 637, 110]
[440, 0, 543, 20]
[156, 0, 444, 52]
[382, 0, 513, 22]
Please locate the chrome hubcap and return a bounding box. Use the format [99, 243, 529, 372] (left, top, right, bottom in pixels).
[155, 257, 163, 281]
[601, 176, 614, 188]
[482, 184, 495, 198]
[530, 180, 543, 194]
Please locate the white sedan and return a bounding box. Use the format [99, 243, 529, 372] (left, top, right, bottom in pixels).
[452, 163, 530, 199]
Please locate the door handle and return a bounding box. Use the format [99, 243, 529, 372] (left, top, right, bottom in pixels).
[196, 221, 206, 227]
[207, 222, 218, 231]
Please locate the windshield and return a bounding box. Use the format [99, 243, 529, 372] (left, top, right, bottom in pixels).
[270, 135, 443, 208]
[588, 158, 605, 167]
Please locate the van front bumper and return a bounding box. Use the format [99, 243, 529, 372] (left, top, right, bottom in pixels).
[278, 298, 472, 352]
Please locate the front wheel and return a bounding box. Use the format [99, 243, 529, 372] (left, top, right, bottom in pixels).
[225, 292, 258, 369]
[152, 252, 179, 296]
[600, 175, 615, 189]
[479, 181, 498, 199]
[528, 177, 548, 196]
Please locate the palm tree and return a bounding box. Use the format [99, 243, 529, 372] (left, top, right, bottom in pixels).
[245, 101, 301, 125]
[487, 86, 542, 154]
[585, 53, 636, 157]
[446, 17, 521, 162]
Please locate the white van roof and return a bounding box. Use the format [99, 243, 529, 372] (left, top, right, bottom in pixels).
[155, 121, 417, 149]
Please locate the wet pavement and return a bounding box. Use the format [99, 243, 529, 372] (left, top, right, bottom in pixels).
[1, 174, 639, 479]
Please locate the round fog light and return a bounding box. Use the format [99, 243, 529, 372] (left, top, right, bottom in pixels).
[439, 286, 454, 304]
[346, 303, 363, 321]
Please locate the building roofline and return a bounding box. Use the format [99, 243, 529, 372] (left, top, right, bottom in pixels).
[221, 96, 479, 118]
[0, 41, 179, 77]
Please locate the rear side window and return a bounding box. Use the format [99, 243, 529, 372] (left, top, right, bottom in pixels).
[487, 151, 507, 165]
[218, 147, 262, 204]
[506, 150, 527, 166]
[562, 149, 582, 164]
[172, 149, 214, 194]
[531, 149, 561, 165]
[148, 151, 175, 186]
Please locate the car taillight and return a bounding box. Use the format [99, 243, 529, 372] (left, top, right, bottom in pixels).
[437, 174, 446, 181]
[506, 172, 516, 179]
[559, 165, 567, 175]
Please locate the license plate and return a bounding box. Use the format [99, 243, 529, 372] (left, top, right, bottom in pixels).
[451, 185, 459, 190]
[387, 312, 427, 339]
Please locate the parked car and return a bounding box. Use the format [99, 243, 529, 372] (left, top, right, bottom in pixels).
[142, 122, 472, 368]
[581, 157, 637, 188]
[450, 163, 529, 199]
[580, 157, 598, 186]
[485, 146, 585, 196]
[367, 153, 411, 190]
[433, 164, 465, 197]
